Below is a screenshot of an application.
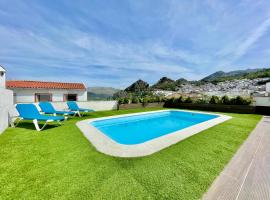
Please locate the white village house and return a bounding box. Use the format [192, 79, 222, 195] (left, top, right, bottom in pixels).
[6, 80, 87, 103]
[253, 82, 270, 107]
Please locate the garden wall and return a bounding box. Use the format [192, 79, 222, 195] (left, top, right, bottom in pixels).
[0, 89, 13, 134]
[118, 102, 164, 110]
[41, 101, 118, 111]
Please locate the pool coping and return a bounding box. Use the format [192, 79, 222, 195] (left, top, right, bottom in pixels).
[76, 109, 232, 157]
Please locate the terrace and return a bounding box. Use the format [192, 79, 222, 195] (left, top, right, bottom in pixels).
[0, 108, 266, 199]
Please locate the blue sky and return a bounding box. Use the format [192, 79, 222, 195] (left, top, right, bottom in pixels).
[1, 0, 270, 88]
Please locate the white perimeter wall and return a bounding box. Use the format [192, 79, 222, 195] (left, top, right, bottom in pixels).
[266, 83, 270, 93]
[48, 101, 118, 111]
[31, 101, 118, 112]
[253, 97, 270, 106]
[11, 88, 87, 103]
[0, 89, 13, 134]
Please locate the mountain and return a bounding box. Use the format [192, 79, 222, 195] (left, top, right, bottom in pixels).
[151, 77, 177, 91]
[201, 71, 226, 82]
[124, 79, 149, 93]
[201, 68, 270, 83]
[113, 68, 270, 96]
[175, 78, 188, 85]
[87, 87, 120, 100]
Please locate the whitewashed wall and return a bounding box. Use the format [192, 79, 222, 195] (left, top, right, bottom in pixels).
[0, 68, 6, 88]
[11, 88, 87, 103]
[0, 89, 13, 134]
[51, 101, 118, 111]
[266, 83, 270, 93]
[31, 101, 118, 111]
[253, 97, 270, 106]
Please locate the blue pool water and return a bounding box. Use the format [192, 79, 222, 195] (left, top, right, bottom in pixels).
[90, 111, 218, 145]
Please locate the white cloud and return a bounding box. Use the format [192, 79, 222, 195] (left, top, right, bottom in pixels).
[234, 17, 270, 58]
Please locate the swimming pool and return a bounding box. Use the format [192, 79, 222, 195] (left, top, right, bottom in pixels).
[77, 110, 231, 157]
[91, 111, 218, 145]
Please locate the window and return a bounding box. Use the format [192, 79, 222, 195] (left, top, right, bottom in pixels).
[35, 93, 52, 102]
[64, 94, 77, 101]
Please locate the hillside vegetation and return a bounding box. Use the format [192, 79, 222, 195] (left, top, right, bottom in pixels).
[201, 68, 270, 83]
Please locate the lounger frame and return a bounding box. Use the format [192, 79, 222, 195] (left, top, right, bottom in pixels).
[10, 117, 63, 131]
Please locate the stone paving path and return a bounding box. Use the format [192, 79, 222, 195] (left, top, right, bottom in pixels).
[203, 116, 270, 200]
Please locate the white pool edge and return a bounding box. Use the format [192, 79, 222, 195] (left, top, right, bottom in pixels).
[76, 109, 232, 158]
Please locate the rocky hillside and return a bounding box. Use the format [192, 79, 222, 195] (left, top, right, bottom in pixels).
[151, 77, 177, 91]
[124, 79, 149, 93]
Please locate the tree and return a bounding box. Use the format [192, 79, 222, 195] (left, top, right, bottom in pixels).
[221, 95, 230, 105]
[209, 96, 220, 104]
[184, 97, 193, 103]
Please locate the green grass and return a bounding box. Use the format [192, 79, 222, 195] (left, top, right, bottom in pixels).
[0, 108, 261, 200]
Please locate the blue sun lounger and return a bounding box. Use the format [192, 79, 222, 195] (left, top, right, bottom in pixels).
[39, 102, 75, 116]
[67, 101, 94, 117]
[13, 104, 65, 131]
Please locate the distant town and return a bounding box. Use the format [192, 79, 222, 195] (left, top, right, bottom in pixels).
[154, 78, 268, 98]
[88, 68, 270, 99]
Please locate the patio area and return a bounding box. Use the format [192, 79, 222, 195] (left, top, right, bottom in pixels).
[203, 116, 270, 200]
[0, 108, 262, 199]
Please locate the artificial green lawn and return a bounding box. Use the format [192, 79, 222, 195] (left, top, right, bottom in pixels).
[0, 108, 261, 200]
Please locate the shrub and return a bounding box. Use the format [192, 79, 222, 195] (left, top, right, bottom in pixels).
[220, 95, 230, 105]
[123, 98, 130, 104]
[118, 98, 124, 104]
[148, 97, 156, 103]
[209, 96, 220, 104]
[142, 97, 149, 105]
[230, 96, 251, 105]
[176, 96, 184, 103]
[155, 96, 164, 103]
[131, 97, 140, 103]
[184, 97, 193, 103]
[195, 98, 208, 104]
[243, 98, 252, 105]
[164, 98, 175, 107]
[154, 96, 160, 102]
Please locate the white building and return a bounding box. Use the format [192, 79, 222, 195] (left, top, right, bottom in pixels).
[6, 80, 87, 103]
[0, 66, 6, 88]
[253, 82, 270, 107]
[266, 82, 270, 93]
[0, 66, 14, 133]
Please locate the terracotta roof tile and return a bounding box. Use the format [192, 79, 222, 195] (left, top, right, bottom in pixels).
[6, 80, 86, 90]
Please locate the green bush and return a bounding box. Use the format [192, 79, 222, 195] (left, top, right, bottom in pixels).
[209, 96, 220, 104]
[230, 96, 251, 105]
[195, 98, 208, 104]
[220, 95, 230, 105]
[148, 97, 156, 103]
[142, 97, 149, 105]
[118, 98, 124, 104]
[122, 98, 130, 104]
[177, 96, 184, 103]
[131, 97, 140, 104]
[155, 96, 164, 103]
[164, 95, 252, 107]
[184, 97, 193, 103]
[164, 98, 175, 107]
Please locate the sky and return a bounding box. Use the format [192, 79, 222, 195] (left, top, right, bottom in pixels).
[1, 0, 270, 88]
